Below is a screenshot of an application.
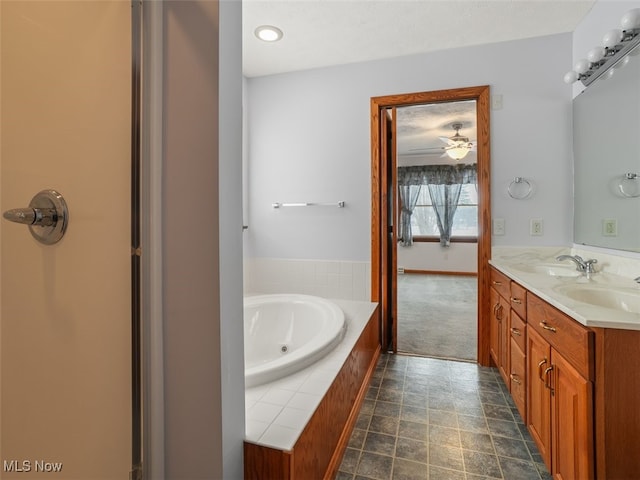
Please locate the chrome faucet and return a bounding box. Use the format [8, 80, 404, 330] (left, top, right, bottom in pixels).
[556, 255, 598, 277]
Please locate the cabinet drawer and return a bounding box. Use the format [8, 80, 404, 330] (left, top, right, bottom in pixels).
[510, 282, 527, 319]
[510, 311, 526, 353]
[528, 293, 594, 380]
[490, 267, 511, 300]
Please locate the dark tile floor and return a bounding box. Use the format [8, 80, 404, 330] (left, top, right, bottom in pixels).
[336, 354, 552, 480]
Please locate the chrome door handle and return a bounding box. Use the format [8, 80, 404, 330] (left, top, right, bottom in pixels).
[3, 207, 57, 226]
[2, 190, 68, 245]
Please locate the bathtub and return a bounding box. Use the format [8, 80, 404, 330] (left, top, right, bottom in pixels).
[244, 294, 346, 387]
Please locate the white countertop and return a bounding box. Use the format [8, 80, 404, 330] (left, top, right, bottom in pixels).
[490, 247, 640, 331]
[244, 298, 377, 451]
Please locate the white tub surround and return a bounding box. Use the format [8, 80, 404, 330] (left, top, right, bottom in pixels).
[244, 299, 377, 450]
[244, 258, 370, 301]
[490, 246, 640, 330]
[244, 294, 346, 387]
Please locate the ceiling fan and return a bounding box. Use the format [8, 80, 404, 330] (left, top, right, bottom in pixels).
[407, 122, 476, 160]
[438, 123, 476, 160]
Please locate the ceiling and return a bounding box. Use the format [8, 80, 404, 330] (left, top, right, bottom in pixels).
[243, 0, 595, 78]
[242, 0, 595, 165]
[396, 101, 477, 166]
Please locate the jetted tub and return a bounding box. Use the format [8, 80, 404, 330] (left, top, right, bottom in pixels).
[244, 294, 346, 387]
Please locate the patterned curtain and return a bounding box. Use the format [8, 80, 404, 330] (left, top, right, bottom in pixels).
[397, 163, 477, 186]
[398, 185, 422, 246]
[428, 184, 463, 247]
[397, 164, 477, 246]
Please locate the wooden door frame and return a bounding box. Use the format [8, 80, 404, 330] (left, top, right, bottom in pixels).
[370, 85, 492, 366]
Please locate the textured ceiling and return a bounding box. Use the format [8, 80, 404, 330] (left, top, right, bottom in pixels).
[243, 0, 596, 78]
[396, 100, 477, 165]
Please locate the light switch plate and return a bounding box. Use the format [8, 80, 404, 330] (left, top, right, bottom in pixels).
[603, 218, 618, 236]
[493, 218, 505, 236]
[530, 218, 543, 236]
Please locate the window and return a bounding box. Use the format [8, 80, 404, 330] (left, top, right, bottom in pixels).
[411, 184, 478, 240]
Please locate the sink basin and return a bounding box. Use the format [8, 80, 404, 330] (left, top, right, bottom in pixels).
[553, 284, 640, 314]
[511, 263, 582, 278]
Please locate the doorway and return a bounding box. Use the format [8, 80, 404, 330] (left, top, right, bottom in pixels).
[370, 86, 492, 366]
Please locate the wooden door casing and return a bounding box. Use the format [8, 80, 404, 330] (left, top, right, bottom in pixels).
[370, 86, 491, 361]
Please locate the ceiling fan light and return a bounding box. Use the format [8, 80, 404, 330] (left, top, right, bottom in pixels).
[446, 145, 470, 160]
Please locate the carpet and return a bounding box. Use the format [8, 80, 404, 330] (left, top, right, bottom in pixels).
[396, 273, 478, 361]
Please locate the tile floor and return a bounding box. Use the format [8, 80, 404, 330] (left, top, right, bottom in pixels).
[336, 354, 551, 480]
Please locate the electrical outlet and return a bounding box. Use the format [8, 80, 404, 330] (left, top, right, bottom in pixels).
[530, 218, 543, 236]
[603, 219, 618, 236]
[397, 267, 405, 274]
[492, 218, 505, 236]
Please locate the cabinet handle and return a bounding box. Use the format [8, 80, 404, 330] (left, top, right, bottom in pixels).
[510, 297, 522, 304]
[538, 358, 548, 381]
[496, 304, 503, 321]
[539, 321, 557, 333]
[510, 327, 522, 336]
[492, 280, 503, 286]
[543, 366, 555, 395]
[510, 373, 522, 385]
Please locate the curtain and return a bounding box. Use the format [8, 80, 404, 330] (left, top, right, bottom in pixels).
[396, 164, 476, 246]
[398, 185, 421, 246]
[428, 183, 463, 247]
[397, 163, 476, 186]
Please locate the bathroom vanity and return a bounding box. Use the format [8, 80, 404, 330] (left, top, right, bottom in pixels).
[489, 250, 640, 480]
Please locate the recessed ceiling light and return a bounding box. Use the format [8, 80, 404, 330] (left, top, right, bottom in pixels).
[255, 25, 283, 42]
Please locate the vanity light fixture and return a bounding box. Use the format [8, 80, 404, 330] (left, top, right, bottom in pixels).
[255, 25, 284, 42]
[564, 8, 640, 86]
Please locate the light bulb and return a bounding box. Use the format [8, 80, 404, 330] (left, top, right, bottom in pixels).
[621, 8, 640, 30]
[563, 71, 579, 84]
[587, 47, 606, 63]
[603, 29, 623, 48]
[254, 25, 284, 42]
[574, 59, 590, 74]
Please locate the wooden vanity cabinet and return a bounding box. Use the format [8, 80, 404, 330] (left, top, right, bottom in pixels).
[489, 285, 510, 384]
[527, 293, 594, 480]
[509, 311, 527, 420]
[490, 264, 640, 479]
[490, 267, 528, 418]
[490, 268, 511, 386]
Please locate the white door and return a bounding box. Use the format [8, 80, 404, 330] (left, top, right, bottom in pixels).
[1, 1, 132, 478]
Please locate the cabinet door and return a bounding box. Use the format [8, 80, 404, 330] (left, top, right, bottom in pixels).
[552, 350, 594, 480]
[510, 337, 526, 421]
[527, 327, 552, 471]
[490, 287, 501, 366]
[490, 288, 510, 384]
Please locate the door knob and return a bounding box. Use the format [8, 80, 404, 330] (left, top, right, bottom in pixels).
[2, 189, 68, 245]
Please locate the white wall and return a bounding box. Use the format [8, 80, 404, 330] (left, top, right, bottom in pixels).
[218, 1, 245, 478]
[245, 33, 575, 269]
[162, 1, 244, 478]
[397, 243, 477, 274]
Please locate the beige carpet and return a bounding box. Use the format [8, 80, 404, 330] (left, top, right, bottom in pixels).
[397, 273, 477, 361]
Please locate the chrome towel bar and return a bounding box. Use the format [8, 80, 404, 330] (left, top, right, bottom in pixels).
[272, 201, 345, 208]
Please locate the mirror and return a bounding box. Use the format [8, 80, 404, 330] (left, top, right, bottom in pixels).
[573, 42, 640, 252]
